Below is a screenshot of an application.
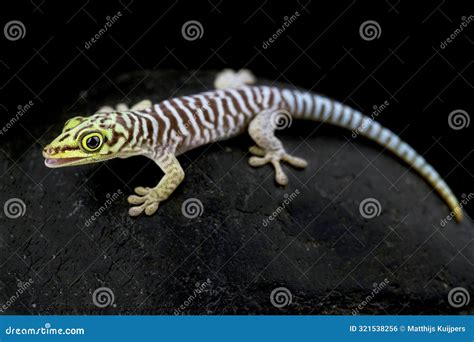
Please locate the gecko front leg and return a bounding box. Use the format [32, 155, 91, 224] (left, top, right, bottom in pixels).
[248, 109, 308, 185]
[214, 69, 256, 89]
[127, 153, 185, 216]
[96, 99, 152, 113]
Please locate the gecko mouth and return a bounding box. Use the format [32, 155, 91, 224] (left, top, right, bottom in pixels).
[44, 157, 87, 167]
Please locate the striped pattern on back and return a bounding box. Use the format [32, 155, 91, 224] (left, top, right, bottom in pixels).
[117, 86, 284, 155]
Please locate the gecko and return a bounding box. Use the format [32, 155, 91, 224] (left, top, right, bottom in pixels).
[42, 69, 463, 222]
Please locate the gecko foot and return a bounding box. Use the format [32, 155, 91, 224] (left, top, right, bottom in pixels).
[96, 99, 152, 114]
[127, 186, 162, 217]
[131, 99, 152, 110]
[214, 69, 256, 89]
[96, 103, 129, 113]
[248, 147, 308, 186]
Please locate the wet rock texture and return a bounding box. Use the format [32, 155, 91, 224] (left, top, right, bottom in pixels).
[0, 70, 472, 314]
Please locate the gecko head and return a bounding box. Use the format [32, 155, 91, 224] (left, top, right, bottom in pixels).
[43, 113, 133, 168]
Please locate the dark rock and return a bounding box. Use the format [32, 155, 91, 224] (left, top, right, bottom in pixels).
[0, 70, 472, 315]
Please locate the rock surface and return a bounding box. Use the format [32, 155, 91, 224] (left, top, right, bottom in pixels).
[0, 70, 473, 314]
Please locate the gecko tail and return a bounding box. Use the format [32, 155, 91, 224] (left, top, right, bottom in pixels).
[282, 89, 463, 223]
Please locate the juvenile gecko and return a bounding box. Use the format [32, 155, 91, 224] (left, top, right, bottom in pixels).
[43, 69, 463, 221]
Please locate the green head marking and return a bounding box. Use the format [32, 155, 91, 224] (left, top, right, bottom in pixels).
[43, 113, 132, 168]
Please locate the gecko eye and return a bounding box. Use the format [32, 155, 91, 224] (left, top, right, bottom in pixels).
[80, 132, 103, 152]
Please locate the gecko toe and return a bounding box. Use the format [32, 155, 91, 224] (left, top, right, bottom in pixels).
[248, 156, 269, 167]
[116, 103, 129, 111]
[275, 174, 288, 186]
[96, 106, 114, 113]
[271, 159, 288, 186]
[145, 202, 159, 215]
[134, 187, 150, 195]
[128, 195, 146, 205]
[131, 99, 152, 111]
[249, 145, 265, 157]
[129, 204, 145, 217]
[283, 154, 308, 168]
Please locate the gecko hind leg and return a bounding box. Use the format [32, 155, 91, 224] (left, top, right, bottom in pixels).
[248, 111, 308, 186]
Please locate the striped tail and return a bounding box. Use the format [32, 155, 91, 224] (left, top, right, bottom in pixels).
[281, 89, 463, 222]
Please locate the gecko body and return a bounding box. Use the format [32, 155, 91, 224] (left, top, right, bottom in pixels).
[43, 70, 463, 221]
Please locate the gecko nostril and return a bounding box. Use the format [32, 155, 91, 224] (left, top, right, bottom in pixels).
[44, 147, 55, 155]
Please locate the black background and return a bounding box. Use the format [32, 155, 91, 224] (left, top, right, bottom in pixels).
[0, 0, 472, 215]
